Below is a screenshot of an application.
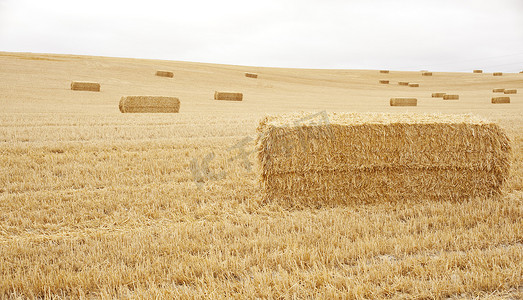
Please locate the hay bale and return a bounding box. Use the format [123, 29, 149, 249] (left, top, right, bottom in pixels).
[422, 72, 432, 76]
[398, 81, 409, 86]
[493, 88, 505, 93]
[408, 83, 419, 87]
[432, 93, 446, 98]
[504, 89, 517, 94]
[119, 96, 180, 113]
[245, 72, 258, 78]
[256, 112, 511, 205]
[390, 98, 417, 106]
[70, 81, 100, 92]
[156, 70, 174, 78]
[380, 70, 389, 74]
[214, 91, 243, 101]
[443, 94, 459, 100]
[379, 80, 389, 84]
[473, 70, 483, 73]
[492, 97, 510, 104]
[493, 72, 503, 76]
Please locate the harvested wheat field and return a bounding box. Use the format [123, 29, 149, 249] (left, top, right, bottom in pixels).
[0, 51, 522, 299]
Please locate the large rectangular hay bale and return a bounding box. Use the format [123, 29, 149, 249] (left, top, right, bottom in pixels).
[398, 81, 409, 86]
[71, 81, 100, 92]
[492, 97, 510, 104]
[432, 93, 446, 98]
[379, 70, 389, 74]
[390, 98, 417, 106]
[422, 72, 432, 76]
[245, 72, 258, 78]
[504, 89, 517, 94]
[473, 70, 483, 73]
[156, 70, 174, 78]
[256, 112, 511, 205]
[443, 94, 459, 100]
[214, 91, 243, 101]
[493, 88, 505, 93]
[408, 83, 419, 87]
[493, 72, 503, 76]
[379, 80, 389, 84]
[119, 96, 180, 113]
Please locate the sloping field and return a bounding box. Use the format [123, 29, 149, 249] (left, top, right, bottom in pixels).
[0, 52, 522, 298]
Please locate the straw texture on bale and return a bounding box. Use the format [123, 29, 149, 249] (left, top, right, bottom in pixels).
[443, 95, 459, 100]
[432, 93, 446, 98]
[422, 72, 432, 76]
[493, 72, 503, 76]
[256, 112, 511, 205]
[493, 88, 505, 93]
[408, 83, 419, 87]
[119, 96, 180, 113]
[390, 98, 417, 106]
[70, 81, 100, 92]
[492, 97, 510, 104]
[379, 70, 389, 74]
[214, 91, 243, 101]
[504, 89, 517, 94]
[379, 80, 389, 84]
[473, 70, 483, 73]
[155, 70, 174, 78]
[398, 81, 409, 86]
[245, 72, 258, 78]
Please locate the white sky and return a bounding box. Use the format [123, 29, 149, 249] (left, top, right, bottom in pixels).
[1, 0, 523, 72]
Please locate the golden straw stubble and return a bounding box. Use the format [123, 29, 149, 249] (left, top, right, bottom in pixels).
[390, 98, 417, 106]
[119, 96, 180, 113]
[70, 81, 100, 92]
[492, 97, 510, 104]
[443, 95, 459, 100]
[155, 70, 174, 78]
[214, 91, 243, 101]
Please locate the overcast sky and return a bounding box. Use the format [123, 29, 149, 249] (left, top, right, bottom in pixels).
[1, 0, 522, 72]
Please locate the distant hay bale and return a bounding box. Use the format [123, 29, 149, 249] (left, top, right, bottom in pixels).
[379, 70, 389, 74]
[245, 72, 258, 78]
[398, 81, 409, 86]
[390, 98, 417, 106]
[214, 91, 243, 101]
[473, 70, 483, 73]
[119, 96, 180, 113]
[408, 83, 419, 87]
[379, 80, 389, 84]
[256, 112, 511, 205]
[443, 94, 459, 100]
[422, 72, 432, 76]
[492, 97, 510, 104]
[156, 70, 174, 78]
[432, 93, 446, 98]
[504, 89, 517, 94]
[70, 81, 100, 92]
[493, 88, 505, 93]
[493, 72, 503, 76]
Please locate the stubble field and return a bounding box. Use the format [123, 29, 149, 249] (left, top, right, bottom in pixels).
[0, 52, 522, 298]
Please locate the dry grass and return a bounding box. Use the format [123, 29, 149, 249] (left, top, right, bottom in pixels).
[214, 91, 243, 101]
[119, 96, 180, 113]
[390, 98, 417, 106]
[0, 51, 522, 298]
[70, 81, 100, 92]
[444, 94, 460, 100]
[432, 92, 446, 98]
[155, 70, 174, 78]
[492, 97, 511, 104]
